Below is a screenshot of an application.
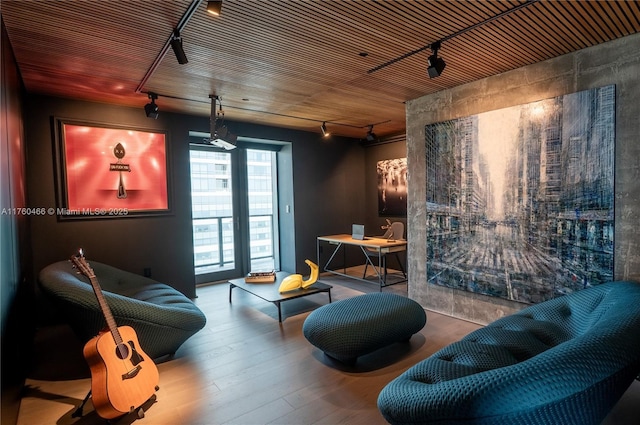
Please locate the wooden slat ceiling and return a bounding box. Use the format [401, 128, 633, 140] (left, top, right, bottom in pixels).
[2, 0, 639, 140]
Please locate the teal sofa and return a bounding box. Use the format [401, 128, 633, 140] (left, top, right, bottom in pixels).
[39, 260, 207, 360]
[378, 281, 640, 425]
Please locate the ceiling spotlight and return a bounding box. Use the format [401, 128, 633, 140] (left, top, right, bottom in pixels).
[170, 28, 188, 64]
[207, 0, 223, 16]
[144, 92, 159, 119]
[427, 41, 446, 78]
[365, 125, 378, 142]
[321, 122, 330, 137]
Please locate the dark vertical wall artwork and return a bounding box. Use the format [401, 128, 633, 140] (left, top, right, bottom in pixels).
[426, 85, 615, 304]
[377, 157, 407, 216]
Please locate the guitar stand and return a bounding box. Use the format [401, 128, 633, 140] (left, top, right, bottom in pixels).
[72, 390, 92, 418]
[73, 387, 159, 421]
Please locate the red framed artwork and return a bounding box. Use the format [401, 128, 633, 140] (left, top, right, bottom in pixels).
[54, 119, 170, 218]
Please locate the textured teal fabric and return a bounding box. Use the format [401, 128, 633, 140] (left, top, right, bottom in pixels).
[377, 281, 640, 425]
[38, 260, 207, 360]
[303, 292, 427, 363]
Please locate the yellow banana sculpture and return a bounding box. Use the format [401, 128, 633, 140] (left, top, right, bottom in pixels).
[278, 259, 319, 293]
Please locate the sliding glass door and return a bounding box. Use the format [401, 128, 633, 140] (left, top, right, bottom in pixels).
[245, 149, 279, 272]
[190, 145, 279, 284]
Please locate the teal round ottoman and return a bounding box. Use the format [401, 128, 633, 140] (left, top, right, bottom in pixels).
[302, 292, 426, 364]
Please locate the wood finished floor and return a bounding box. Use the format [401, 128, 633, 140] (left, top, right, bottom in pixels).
[18, 272, 640, 425]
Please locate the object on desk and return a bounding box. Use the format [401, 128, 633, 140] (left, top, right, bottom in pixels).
[278, 260, 319, 293]
[245, 270, 276, 283]
[351, 224, 365, 240]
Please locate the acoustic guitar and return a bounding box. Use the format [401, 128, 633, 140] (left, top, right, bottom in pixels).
[70, 250, 159, 419]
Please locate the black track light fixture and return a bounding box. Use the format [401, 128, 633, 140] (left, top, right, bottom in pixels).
[144, 92, 159, 119]
[427, 41, 446, 78]
[170, 28, 188, 64]
[321, 121, 330, 137]
[205, 95, 237, 150]
[207, 0, 223, 16]
[365, 125, 378, 142]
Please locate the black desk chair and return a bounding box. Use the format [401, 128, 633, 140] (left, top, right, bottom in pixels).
[362, 221, 407, 284]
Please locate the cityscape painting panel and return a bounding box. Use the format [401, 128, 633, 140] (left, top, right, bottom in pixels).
[425, 85, 615, 304]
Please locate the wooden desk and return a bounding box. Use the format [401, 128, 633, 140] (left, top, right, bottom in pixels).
[316, 234, 407, 291]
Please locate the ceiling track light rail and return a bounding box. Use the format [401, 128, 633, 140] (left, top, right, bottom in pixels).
[140, 91, 390, 137]
[367, 0, 539, 75]
[136, 0, 221, 93]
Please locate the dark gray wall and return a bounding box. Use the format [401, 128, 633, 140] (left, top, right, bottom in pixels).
[276, 143, 296, 273]
[1, 18, 30, 425]
[407, 32, 640, 324]
[289, 130, 367, 268]
[24, 95, 366, 308]
[26, 96, 198, 299]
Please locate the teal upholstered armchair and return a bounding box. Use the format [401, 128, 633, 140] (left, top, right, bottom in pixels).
[38, 260, 207, 360]
[378, 281, 640, 425]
